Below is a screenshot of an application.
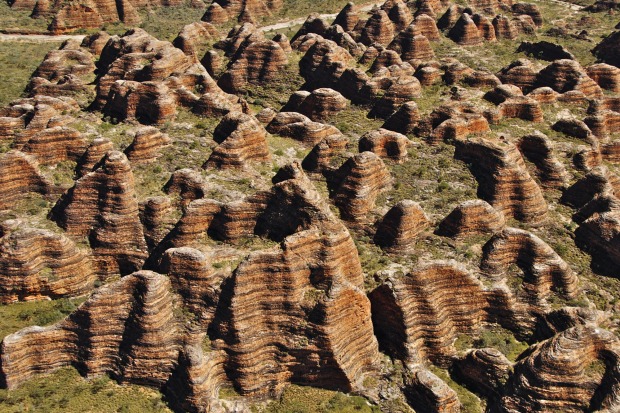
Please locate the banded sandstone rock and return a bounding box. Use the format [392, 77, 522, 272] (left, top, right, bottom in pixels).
[517, 132, 568, 189]
[500, 326, 620, 412]
[454, 136, 548, 225]
[204, 112, 270, 169]
[360, 10, 395, 46]
[481, 227, 580, 302]
[369, 261, 489, 365]
[373, 200, 429, 252]
[267, 112, 343, 146]
[218, 39, 288, 93]
[435, 199, 505, 239]
[124, 127, 171, 164]
[382, 101, 420, 134]
[448, 13, 483, 46]
[330, 152, 392, 223]
[0, 271, 181, 389]
[50, 151, 147, 279]
[403, 367, 461, 413]
[0, 222, 96, 303]
[358, 128, 410, 162]
[0, 150, 52, 210]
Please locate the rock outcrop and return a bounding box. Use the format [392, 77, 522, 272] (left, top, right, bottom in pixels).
[267, 112, 343, 146]
[369, 261, 489, 366]
[517, 132, 568, 189]
[360, 10, 395, 46]
[481, 227, 580, 302]
[50, 151, 147, 279]
[0, 222, 96, 303]
[283, 88, 349, 122]
[0, 271, 181, 389]
[373, 200, 429, 252]
[218, 38, 288, 93]
[592, 30, 620, 68]
[0, 150, 52, 210]
[329, 152, 392, 223]
[435, 199, 505, 239]
[448, 13, 483, 46]
[454, 136, 548, 225]
[500, 326, 620, 412]
[204, 112, 270, 169]
[95, 29, 242, 123]
[358, 128, 410, 162]
[124, 127, 171, 164]
[586, 63, 620, 92]
[382, 101, 420, 135]
[403, 367, 462, 413]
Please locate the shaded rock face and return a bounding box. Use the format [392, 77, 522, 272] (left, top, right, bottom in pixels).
[329, 152, 392, 223]
[435, 199, 505, 239]
[500, 326, 620, 412]
[283, 88, 349, 122]
[0, 271, 181, 389]
[76, 137, 114, 177]
[517, 41, 575, 61]
[382, 101, 420, 134]
[420, 102, 491, 144]
[493, 14, 518, 39]
[369, 261, 490, 366]
[360, 10, 395, 46]
[448, 13, 483, 46]
[373, 200, 429, 253]
[593, 31, 620, 68]
[267, 112, 344, 146]
[299, 38, 354, 90]
[369, 76, 423, 118]
[95, 29, 242, 124]
[333, 2, 359, 32]
[358, 128, 410, 162]
[301, 135, 348, 174]
[453, 348, 512, 398]
[204, 112, 270, 169]
[124, 126, 171, 164]
[481, 227, 580, 303]
[172, 22, 219, 58]
[403, 368, 461, 413]
[0, 150, 52, 210]
[202, 0, 281, 24]
[535, 59, 602, 98]
[586, 63, 620, 92]
[498, 96, 543, 122]
[562, 167, 620, 274]
[0, 96, 79, 143]
[0, 222, 96, 303]
[26, 41, 96, 101]
[517, 132, 568, 189]
[454, 136, 548, 225]
[389, 29, 435, 61]
[218, 38, 288, 93]
[50, 151, 148, 279]
[512, 2, 543, 27]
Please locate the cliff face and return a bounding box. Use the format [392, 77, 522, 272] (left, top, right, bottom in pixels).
[369, 261, 490, 366]
[1, 271, 181, 389]
[50, 151, 148, 279]
[500, 326, 620, 413]
[0, 222, 96, 303]
[454, 136, 548, 225]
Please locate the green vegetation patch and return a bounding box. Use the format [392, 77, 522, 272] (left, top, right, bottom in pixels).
[255, 384, 380, 413]
[0, 367, 171, 413]
[428, 366, 485, 413]
[0, 41, 62, 107]
[0, 297, 87, 341]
